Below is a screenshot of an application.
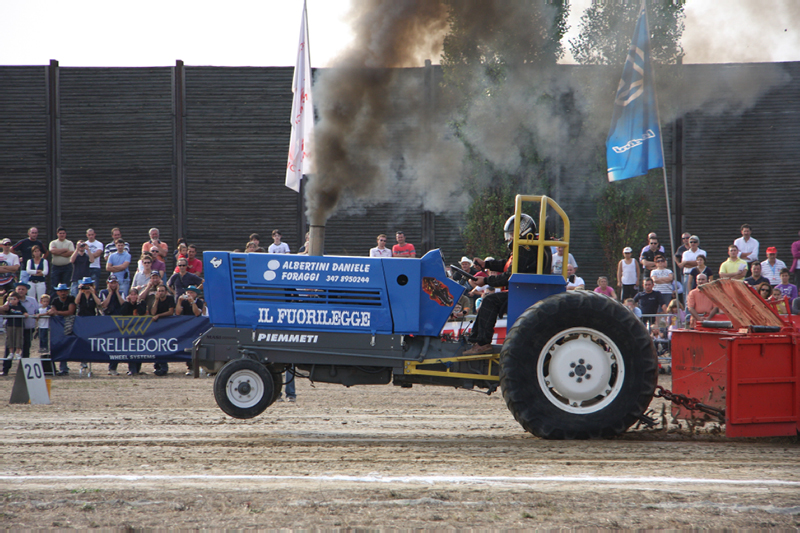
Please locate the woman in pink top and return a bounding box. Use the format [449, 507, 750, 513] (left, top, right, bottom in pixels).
[593, 276, 616, 299]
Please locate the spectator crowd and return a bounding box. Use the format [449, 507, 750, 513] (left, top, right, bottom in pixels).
[0, 226, 207, 377]
[3, 222, 799, 377]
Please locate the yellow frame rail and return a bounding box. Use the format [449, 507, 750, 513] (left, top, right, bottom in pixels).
[510, 195, 571, 278]
[404, 353, 501, 381]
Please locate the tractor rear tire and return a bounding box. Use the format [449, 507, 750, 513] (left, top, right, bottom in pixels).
[500, 291, 657, 439]
[214, 358, 275, 419]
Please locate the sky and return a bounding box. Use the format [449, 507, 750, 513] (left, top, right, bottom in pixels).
[0, 0, 798, 68]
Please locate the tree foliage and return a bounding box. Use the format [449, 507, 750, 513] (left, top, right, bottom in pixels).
[593, 172, 662, 287]
[569, 0, 685, 66]
[440, 1, 570, 254]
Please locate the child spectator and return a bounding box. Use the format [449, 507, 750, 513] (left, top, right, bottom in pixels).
[775, 268, 798, 304]
[268, 230, 290, 254]
[593, 276, 616, 298]
[2, 292, 28, 360]
[624, 298, 642, 320]
[770, 287, 788, 314]
[35, 293, 51, 353]
[476, 286, 495, 310]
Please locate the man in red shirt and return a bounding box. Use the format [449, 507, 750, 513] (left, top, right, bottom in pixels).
[392, 231, 416, 258]
[186, 244, 203, 275]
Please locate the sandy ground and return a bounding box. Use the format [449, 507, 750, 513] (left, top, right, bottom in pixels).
[0, 358, 798, 529]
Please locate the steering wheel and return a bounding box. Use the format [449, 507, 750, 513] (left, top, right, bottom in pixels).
[450, 264, 478, 282]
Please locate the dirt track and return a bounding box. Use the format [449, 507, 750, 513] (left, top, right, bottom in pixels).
[1, 364, 798, 529]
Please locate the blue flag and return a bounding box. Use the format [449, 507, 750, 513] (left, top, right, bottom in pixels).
[606, 3, 664, 182]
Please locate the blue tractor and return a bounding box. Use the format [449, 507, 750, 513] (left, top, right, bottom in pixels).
[194, 196, 657, 439]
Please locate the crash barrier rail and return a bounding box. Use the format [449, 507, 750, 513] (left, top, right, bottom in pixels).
[48, 315, 211, 365]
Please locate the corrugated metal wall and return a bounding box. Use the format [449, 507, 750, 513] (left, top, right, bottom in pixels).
[0, 67, 49, 243]
[57, 67, 175, 283]
[681, 62, 800, 271]
[183, 67, 300, 253]
[0, 61, 797, 292]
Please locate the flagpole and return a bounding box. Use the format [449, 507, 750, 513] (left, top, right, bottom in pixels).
[641, 0, 677, 274]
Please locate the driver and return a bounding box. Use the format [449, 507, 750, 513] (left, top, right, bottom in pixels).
[463, 214, 552, 355]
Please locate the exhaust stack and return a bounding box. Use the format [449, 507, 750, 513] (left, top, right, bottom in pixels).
[308, 225, 325, 256]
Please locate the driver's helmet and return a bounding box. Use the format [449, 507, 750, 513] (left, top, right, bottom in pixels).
[503, 213, 536, 242]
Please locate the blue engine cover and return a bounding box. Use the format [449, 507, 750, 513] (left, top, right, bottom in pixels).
[203, 250, 463, 336]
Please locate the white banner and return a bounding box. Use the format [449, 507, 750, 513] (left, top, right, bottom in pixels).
[285, 0, 314, 192]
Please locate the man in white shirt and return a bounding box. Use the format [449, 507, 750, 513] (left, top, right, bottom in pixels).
[551, 247, 577, 275]
[369, 234, 392, 257]
[268, 230, 290, 254]
[0, 238, 21, 296]
[650, 254, 675, 301]
[678, 235, 705, 297]
[85, 228, 104, 286]
[761, 247, 787, 286]
[733, 223, 759, 276]
[565, 264, 585, 290]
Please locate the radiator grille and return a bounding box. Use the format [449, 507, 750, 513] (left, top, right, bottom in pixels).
[231, 257, 384, 306]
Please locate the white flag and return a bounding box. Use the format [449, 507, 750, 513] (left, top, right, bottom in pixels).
[285, 0, 314, 192]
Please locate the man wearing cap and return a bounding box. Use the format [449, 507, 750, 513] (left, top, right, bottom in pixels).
[149, 285, 175, 376]
[452, 257, 478, 287]
[0, 238, 21, 297]
[761, 247, 787, 286]
[167, 259, 203, 299]
[49, 227, 75, 294]
[75, 277, 101, 317]
[175, 285, 206, 376]
[69, 237, 93, 296]
[733, 224, 759, 275]
[12, 227, 46, 286]
[617, 246, 639, 301]
[48, 283, 76, 375]
[100, 275, 125, 376]
[139, 271, 164, 305]
[369, 234, 392, 258]
[99, 275, 125, 316]
[0, 282, 38, 376]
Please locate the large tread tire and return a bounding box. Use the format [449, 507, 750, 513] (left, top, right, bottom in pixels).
[500, 291, 657, 439]
[214, 358, 275, 419]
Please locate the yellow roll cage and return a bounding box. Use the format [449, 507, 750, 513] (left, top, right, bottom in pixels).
[510, 195, 571, 278]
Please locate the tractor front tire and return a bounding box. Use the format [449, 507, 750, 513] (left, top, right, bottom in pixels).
[214, 358, 275, 419]
[501, 291, 657, 439]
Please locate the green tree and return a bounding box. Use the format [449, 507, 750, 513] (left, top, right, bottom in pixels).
[593, 172, 663, 287]
[569, 0, 685, 67]
[440, 1, 570, 254]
